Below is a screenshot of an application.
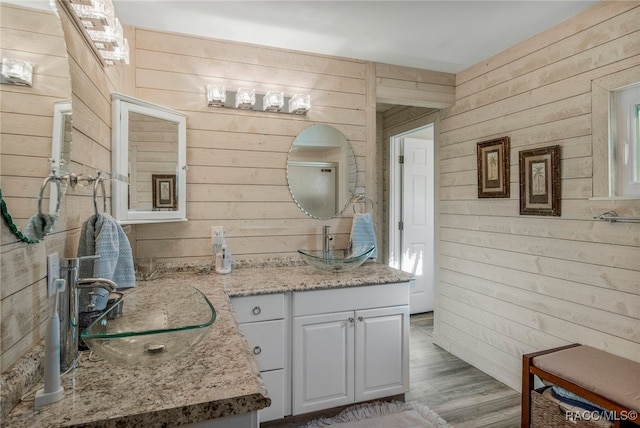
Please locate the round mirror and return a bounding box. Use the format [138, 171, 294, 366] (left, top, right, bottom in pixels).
[287, 124, 357, 219]
[0, 2, 72, 243]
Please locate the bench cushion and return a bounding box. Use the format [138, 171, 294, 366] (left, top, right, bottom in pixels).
[533, 345, 640, 412]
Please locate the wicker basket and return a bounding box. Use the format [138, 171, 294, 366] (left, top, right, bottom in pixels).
[531, 388, 611, 428]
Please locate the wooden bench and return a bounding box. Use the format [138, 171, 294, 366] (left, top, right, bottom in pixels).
[522, 344, 640, 428]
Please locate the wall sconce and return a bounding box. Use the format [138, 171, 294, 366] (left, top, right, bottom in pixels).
[289, 94, 311, 114]
[207, 85, 226, 107]
[205, 85, 310, 115]
[235, 88, 256, 109]
[61, 0, 129, 66]
[1, 58, 33, 86]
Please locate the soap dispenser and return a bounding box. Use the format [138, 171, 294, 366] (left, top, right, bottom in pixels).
[211, 227, 224, 255]
[215, 242, 232, 274]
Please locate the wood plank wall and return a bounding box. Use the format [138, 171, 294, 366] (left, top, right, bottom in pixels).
[130, 29, 370, 260]
[0, 4, 70, 229]
[0, 4, 72, 372]
[435, 2, 640, 390]
[376, 63, 455, 109]
[0, 2, 123, 373]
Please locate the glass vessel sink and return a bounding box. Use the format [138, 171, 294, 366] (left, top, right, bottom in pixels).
[298, 245, 375, 272]
[82, 283, 215, 365]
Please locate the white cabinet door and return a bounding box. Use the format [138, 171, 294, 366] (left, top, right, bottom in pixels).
[259, 370, 285, 423]
[355, 306, 410, 402]
[111, 93, 188, 224]
[293, 311, 354, 415]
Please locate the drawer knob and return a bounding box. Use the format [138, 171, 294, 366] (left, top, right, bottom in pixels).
[348, 317, 355, 324]
[357, 316, 364, 322]
[253, 346, 262, 355]
[252, 306, 261, 316]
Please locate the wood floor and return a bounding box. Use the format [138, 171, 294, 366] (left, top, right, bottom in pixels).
[262, 313, 521, 427]
[407, 312, 521, 427]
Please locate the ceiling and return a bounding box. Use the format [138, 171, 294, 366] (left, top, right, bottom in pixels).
[13, 1, 598, 74]
[110, 0, 598, 74]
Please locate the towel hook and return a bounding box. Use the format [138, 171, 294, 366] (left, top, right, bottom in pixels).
[93, 174, 106, 215]
[352, 193, 374, 214]
[37, 174, 62, 217]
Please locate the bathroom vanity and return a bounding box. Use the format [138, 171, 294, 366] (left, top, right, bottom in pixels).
[223, 261, 413, 423]
[1, 261, 412, 427]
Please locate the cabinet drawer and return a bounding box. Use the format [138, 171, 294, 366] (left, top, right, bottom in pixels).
[232, 293, 285, 323]
[294, 283, 410, 316]
[259, 369, 285, 423]
[240, 320, 285, 371]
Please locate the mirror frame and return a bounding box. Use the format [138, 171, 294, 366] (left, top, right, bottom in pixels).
[49, 100, 72, 213]
[111, 93, 187, 224]
[0, 2, 72, 243]
[287, 124, 356, 219]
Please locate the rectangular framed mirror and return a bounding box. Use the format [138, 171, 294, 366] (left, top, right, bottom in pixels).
[112, 93, 187, 224]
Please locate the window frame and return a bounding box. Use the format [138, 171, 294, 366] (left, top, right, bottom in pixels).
[591, 66, 640, 199]
[610, 85, 640, 197]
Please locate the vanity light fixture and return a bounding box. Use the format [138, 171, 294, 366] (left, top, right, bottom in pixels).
[207, 85, 226, 107]
[62, 0, 130, 66]
[235, 88, 256, 109]
[263, 91, 284, 112]
[205, 85, 310, 115]
[289, 94, 311, 114]
[1, 58, 33, 86]
[69, 0, 112, 30]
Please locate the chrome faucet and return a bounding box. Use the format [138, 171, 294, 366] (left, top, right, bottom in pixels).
[323, 225, 333, 254]
[59, 256, 117, 371]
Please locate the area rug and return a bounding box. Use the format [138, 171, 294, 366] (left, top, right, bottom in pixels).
[300, 400, 450, 428]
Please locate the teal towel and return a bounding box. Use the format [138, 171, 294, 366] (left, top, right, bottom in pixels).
[77, 212, 135, 310]
[350, 212, 377, 259]
[24, 213, 58, 241]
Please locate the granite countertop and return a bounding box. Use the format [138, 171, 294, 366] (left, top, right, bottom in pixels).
[2, 261, 413, 427]
[217, 260, 414, 296]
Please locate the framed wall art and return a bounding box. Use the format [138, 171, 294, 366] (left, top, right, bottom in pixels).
[477, 136, 510, 198]
[152, 174, 177, 210]
[519, 145, 560, 216]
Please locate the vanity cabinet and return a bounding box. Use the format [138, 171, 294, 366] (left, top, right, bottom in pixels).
[231, 293, 290, 423]
[292, 283, 410, 415]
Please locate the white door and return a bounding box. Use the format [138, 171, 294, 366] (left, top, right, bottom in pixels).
[355, 306, 410, 401]
[390, 133, 435, 313]
[293, 311, 354, 415]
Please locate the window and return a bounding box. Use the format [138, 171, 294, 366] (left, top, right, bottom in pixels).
[611, 83, 640, 197]
[591, 67, 640, 199]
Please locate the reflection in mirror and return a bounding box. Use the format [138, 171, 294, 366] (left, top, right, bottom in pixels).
[287, 124, 357, 219]
[128, 112, 179, 212]
[0, 2, 72, 243]
[49, 100, 72, 213]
